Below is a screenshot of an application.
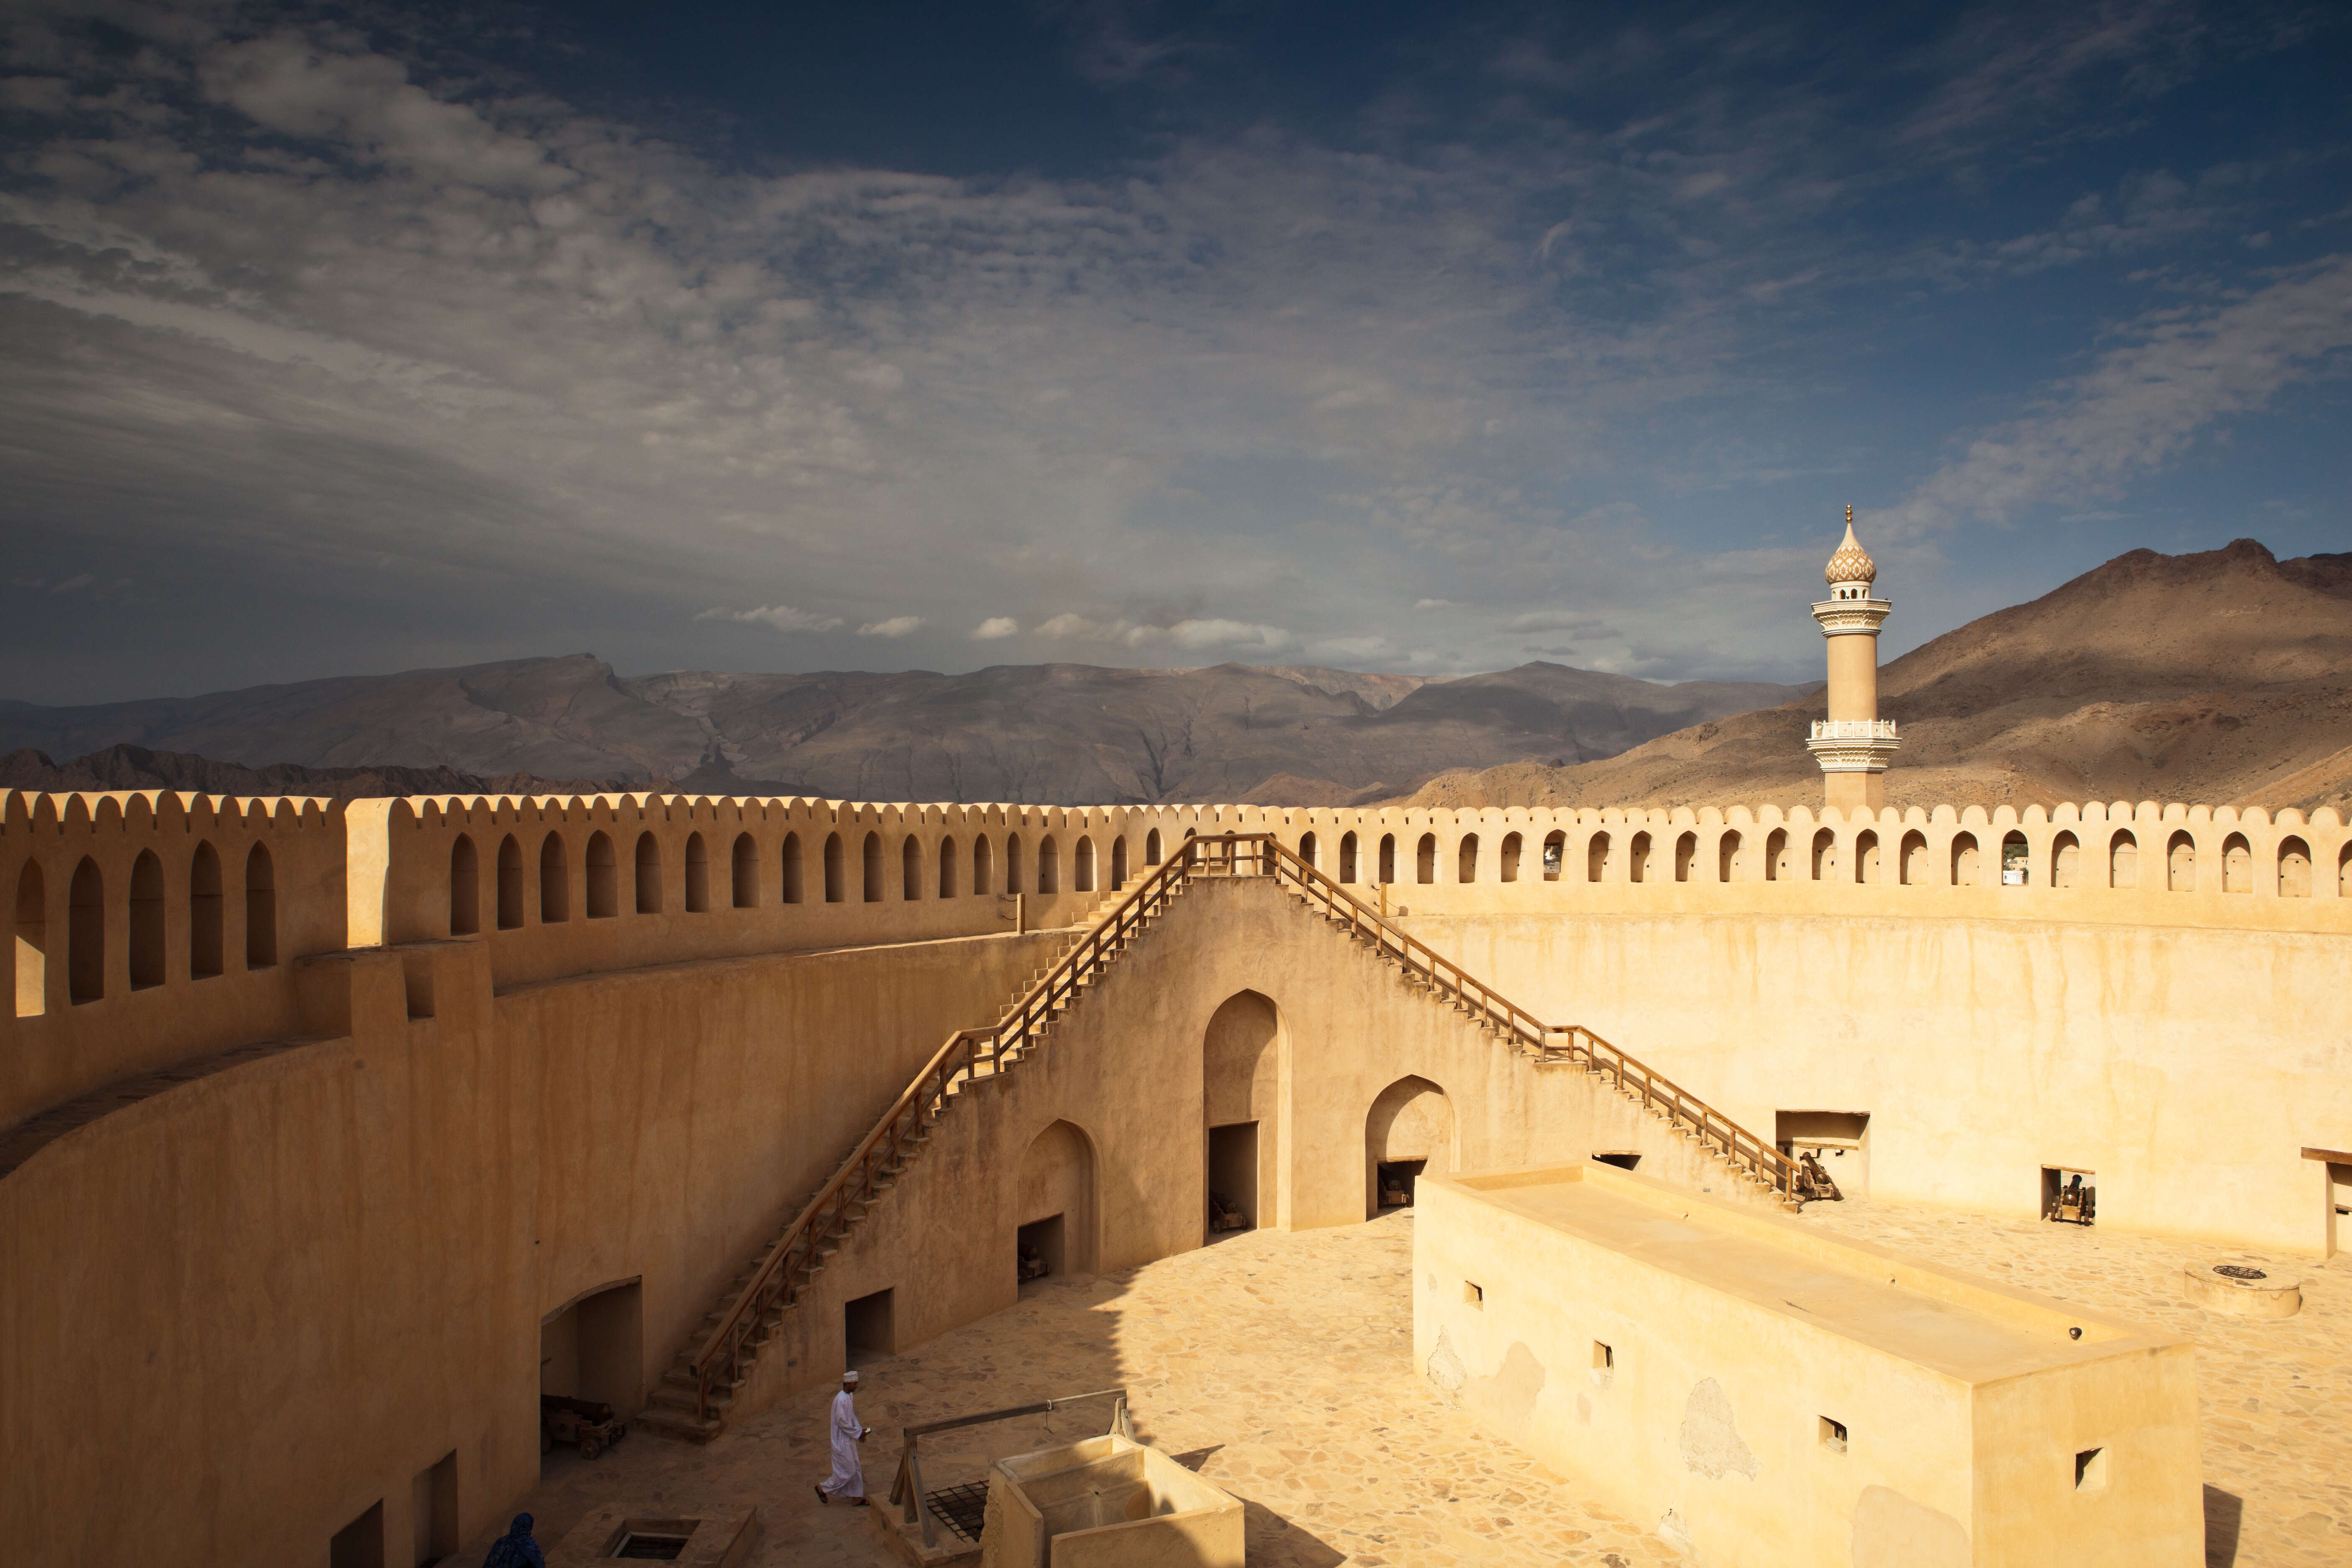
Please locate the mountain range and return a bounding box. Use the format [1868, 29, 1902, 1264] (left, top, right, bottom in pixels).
[0, 658, 1803, 805]
[1406, 539, 2352, 816]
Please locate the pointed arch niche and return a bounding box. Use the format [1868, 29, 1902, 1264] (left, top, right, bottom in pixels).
[1204, 989, 1284, 1236]
[1365, 1074, 1452, 1220]
[1014, 1119, 1099, 1282]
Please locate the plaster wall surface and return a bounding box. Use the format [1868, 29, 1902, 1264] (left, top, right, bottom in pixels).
[0, 922, 1059, 1568]
[1413, 1163, 2202, 1568]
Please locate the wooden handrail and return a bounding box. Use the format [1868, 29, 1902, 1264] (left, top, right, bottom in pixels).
[687, 831, 1792, 1419]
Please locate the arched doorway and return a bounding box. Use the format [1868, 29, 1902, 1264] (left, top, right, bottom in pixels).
[1204, 990, 1282, 1237]
[1365, 1075, 1452, 1219]
[1015, 1120, 1098, 1283]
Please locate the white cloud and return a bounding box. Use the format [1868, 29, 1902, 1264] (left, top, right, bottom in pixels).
[1035, 614, 1113, 639]
[856, 615, 925, 637]
[1412, 598, 1455, 610]
[1124, 618, 1296, 653]
[1888, 256, 2352, 532]
[971, 616, 1020, 639]
[1499, 609, 1612, 635]
[696, 604, 845, 633]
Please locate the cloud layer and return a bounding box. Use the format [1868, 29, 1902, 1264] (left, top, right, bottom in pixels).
[0, 0, 2344, 701]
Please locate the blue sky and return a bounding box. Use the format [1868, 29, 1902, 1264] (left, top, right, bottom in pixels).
[2, 0, 2346, 703]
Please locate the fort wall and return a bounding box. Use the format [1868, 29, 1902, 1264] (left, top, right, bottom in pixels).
[2, 786, 2345, 1566]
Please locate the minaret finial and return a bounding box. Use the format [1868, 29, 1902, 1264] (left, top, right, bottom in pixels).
[1846, 503, 1852, 528]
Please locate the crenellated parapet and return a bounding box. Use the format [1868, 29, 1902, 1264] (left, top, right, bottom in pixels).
[6, 787, 2348, 1135]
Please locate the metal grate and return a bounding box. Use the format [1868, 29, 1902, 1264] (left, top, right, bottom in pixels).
[925, 1481, 993, 1545]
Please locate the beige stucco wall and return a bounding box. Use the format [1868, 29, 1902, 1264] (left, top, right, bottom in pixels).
[1413, 1164, 2202, 1567]
[3, 785, 2340, 1566]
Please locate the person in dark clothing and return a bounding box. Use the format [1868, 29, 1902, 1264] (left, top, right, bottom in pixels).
[483, 1513, 546, 1568]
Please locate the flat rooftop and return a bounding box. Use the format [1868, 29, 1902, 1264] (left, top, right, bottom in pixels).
[1443, 1164, 2183, 1384]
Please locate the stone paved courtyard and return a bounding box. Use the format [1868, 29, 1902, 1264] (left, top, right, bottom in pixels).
[483, 1200, 2349, 1567]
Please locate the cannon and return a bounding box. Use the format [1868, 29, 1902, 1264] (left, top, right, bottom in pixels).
[540, 1394, 627, 1461]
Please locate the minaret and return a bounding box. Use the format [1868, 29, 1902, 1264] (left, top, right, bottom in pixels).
[1804, 505, 1898, 810]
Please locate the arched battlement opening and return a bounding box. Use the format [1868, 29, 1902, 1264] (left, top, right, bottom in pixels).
[1005, 833, 1023, 895]
[2167, 830, 2197, 892]
[1500, 831, 1521, 882]
[1145, 828, 1162, 866]
[684, 832, 709, 913]
[1378, 833, 1396, 884]
[449, 835, 479, 934]
[634, 832, 663, 914]
[190, 841, 224, 975]
[939, 836, 959, 898]
[1416, 833, 1436, 885]
[245, 845, 277, 966]
[1718, 830, 1742, 883]
[68, 856, 102, 1004]
[2279, 836, 2311, 897]
[1338, 830, 1358, 883]
[861, 832, 882, 904]
[1074, 835, 1095, 893]
[2109, 830, 2138, 889]
[731, 833, 758, 908]
[2223, 833, 2251, 894]
[1015, 1120, 1098, 1282]
[539, 833, 570, 924]
[1854, 829, 1880, 885]
[1456, 833, 1478, 884]
[586, 832, 617, 919]
[1298, 831, 1317, 874]
[1204, 990, 1282, 1237]
[1366, 1074, 1451, 1220]
[781, 832, 803, 905]
[13, 860, 45, 1016]
[824, 832, 845, 903]
[1766, 827, 1790, 882]
[1810, 828, 1835, 882]
[1586, 832, 1609, 883]
[129, 850, 164, 991]
[1038, 835, 1060, 895]
[972, 835, 992, 895]
[902, 834, 922, 901]
[1110, 834, 1128, 889]
[2052, 830, 2080, 888]
[1674, 832, 1696, 883]
[1899, 830, 1928, 887]
[1951, 832, 1979, 887]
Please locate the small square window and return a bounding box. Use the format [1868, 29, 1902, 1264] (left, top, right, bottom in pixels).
[1591, 1341, 1613, 1387]
[2075, 1447, 2107, 1492]
[1819, 1416, 1847, 1453]
[1463, 1280, 1483, 1308]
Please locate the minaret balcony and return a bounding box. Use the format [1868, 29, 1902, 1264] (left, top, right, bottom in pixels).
[1809, 720, 1899, 740]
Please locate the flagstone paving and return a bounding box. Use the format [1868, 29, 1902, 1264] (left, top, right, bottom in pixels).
[476, 1200, 2347, 1568]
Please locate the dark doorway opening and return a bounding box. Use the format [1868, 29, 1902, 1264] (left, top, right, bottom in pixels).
[1375, 1158, 1426, 1209]
[844, 1288, 895, 1366]
[1207, 1122, 1258, 1238]
[412, 1451, 457, 1566]
[1592, 1152, 1641, 1171]
[330, 1501, 385, 1568]
[1016, 1215, 1064, 1285]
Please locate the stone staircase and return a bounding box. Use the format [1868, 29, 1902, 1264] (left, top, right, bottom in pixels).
[634, 836, 1793, 1442]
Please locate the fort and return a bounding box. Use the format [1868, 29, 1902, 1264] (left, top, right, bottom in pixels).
[3, 527, 2347, 1565]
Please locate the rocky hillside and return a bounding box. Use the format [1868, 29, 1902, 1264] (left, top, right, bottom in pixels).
[1405, 540, 2352, 815]
[0, 745, 610, 803]
[0, 659, 1802, 807]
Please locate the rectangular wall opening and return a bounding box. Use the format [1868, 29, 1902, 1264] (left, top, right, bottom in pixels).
[2329, 1162, 2352, 1259]
[1207, 1121, 1258, 1237]
[1776, 1110, 1870, 1198]
[330, 1501, 385, 1568]
[2075, 1447, 2108, 1491]
[1591, 1342, 1613, 1387]
[1819, 1416, 1848, 1454]
[2043, 1166, 2096, 1225]
[1017, 1216, 1063, 1282]
[844, 1287, 896, 1365]
[1463, 1279, 1483, 1308]
[1375, 1158, 1426, 1210]
[411, 1451, 458, 1566]
[1591, 1152, 1640, 1171]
